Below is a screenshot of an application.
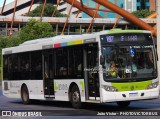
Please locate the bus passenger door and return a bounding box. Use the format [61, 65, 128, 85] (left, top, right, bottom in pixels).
[84, 43, 100, 100]
[43, 51, 54, 98]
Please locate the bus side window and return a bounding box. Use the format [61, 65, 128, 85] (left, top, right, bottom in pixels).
[11, 54, 19, 80]
[54, 45, 83, 79]
[55, 48, 68, 78]
[31, 51, 42, 79]
[68, 46, 83, 78]
[3, 55, 9, 80]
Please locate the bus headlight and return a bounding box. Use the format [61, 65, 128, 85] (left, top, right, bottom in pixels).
[147, 82, 159, 89]
[102, 85, 118, 92]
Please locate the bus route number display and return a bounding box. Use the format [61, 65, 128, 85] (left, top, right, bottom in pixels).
[106, 35, 137, 42]
[100, 33, 152, 44]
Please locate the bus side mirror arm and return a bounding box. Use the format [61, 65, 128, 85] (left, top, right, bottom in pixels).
[155, 45, 158, 61]
[100, 55, 105, 65]
[156, 48, 158, 61]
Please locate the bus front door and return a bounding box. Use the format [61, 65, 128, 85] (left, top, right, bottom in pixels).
[43, 52, 54, 98]
[84, 43, 100, 100]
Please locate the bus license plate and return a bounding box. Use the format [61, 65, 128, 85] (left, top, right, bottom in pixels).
[129, 92, 138, 97]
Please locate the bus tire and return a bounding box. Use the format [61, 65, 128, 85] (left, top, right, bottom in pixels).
[70, 85, 81, 109]
[21, 85, 30, 105]
[117, 101, 131, 108]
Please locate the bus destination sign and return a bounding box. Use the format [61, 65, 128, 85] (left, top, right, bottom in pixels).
[100, 33, 153, 44]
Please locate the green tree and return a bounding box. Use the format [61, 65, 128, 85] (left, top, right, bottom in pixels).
[29, 3, 67, 17]
[0, 19, 54, 48]
[6, 36, 21, 47]
[0, 19, 54, 66]
[0, 36, 9, 66]
[0, 36, 8, 48]
[0, 36, 21, 61]
[132, 9, 155, 18]
[19, 19, 54, 42]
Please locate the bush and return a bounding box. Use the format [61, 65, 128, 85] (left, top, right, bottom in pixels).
[132, 9, 155, 18]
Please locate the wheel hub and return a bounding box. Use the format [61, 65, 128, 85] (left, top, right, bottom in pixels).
[72, 91, 79, 103]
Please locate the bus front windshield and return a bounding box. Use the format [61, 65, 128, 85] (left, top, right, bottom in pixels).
[102, 45, 157, 81]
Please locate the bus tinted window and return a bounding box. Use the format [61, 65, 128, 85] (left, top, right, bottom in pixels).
[19, 53, 30, 80]
[11, 54, 19, 80]
[3, 54, 18, 80]
[3, 55, 9, 80]
[55, 48, 68, 78]
[31, 51, 42, 79]
[69, 46, 83, 78]
[54, 45, 83, 79]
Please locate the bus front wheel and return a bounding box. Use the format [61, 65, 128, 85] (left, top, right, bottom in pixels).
[70, 85, 81, 109]
[117, 101, 131, 108]
[21, 85, 30, 104]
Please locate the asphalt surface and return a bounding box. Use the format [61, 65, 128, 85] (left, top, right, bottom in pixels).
[0, 82, 160, 119]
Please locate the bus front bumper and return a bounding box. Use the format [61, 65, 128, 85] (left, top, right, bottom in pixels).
[101, 87, 159, 103]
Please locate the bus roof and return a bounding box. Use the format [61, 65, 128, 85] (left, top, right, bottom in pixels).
[2, 29, 151, 55]
[21, 29, 151, 46]
[20, 35, 82, 46]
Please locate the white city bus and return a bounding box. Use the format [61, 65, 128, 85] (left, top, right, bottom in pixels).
[2, 29, 159, 108]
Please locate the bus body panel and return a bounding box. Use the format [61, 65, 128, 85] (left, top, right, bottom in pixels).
[54, 79, 85, 102]
[2, 79, 86, 102]
[2, 80, 43, 99]
[101, 87, 159, 102]
[100, 78, 159, 102]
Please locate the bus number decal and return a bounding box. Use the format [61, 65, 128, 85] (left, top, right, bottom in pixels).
[58, 84, 68, 90]
[54, 82, 68, 91]
[54, 82, 59, 90]
[80, 81, 84, 92]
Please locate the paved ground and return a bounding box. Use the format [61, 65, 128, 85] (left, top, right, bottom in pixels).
[0, 91, 160, 119]
[0, 81, 160, 119]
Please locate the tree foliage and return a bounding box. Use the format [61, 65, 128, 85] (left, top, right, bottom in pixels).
[29, 3, 67, 17]
[131, 9, 155, 18]
[0, 36, 20, 65]
[0, 36, 21, 49]
[19, 19, 54, 42]
[0, 19, 55, 64]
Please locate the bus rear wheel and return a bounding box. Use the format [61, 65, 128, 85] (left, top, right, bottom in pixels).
[70, 85, 81, 109]
[21, 85, 30, 104]
[117, 101, 131, 108]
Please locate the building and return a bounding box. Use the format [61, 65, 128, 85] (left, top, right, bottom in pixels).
[57, 0, 82, 18]
[124, 0, 137, 12]
[124, 0, 156, 13]
[149, 0, 156, 11]
[0, 16, 156, 36]
[57, 0, 156, 18]
[82, 0, 124, 18]
[58, 0, 124, 18]
[0, 0, 56, 16]
[0, 0, 156, 17]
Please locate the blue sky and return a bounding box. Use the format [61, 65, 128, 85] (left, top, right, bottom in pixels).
[0, 0, 15, 7]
